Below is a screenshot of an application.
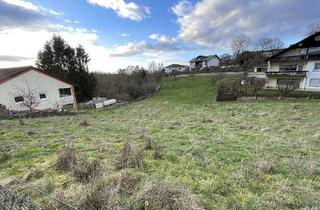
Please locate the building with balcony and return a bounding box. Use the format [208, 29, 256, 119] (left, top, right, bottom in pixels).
[189, 55, 220, 70]
[266, 31, 320, 90]
[0, 66, 77, 111]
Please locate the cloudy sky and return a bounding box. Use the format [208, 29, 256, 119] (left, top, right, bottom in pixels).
[0, 0, 319, 72]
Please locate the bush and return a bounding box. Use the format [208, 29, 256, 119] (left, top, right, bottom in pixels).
[216, 77, 241, 101]
[137, 179, 203, 210]
[94, 69, 162, 101]
[56, 145, 78, 172]
[79, 171, 140, 209]
[153, 144, 163, 160]
[116, 140, 144, 170]
[0, 148, 10, 162]
[72, 158, 103, 183]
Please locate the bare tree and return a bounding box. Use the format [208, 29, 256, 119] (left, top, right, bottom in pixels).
[255, 37, 285, 51]
[231, 34, 251, 56]
[14, 83, 40, 112]
[308, 23, 320, 36]
[277, 81, 298, 99]
[148, 61, 158, 72]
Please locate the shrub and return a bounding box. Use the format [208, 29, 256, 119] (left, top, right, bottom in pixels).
[79, 120, 90, 126]
[216, 77, 241, 101]
[116, 140, 145, 170]
[94, 69, 162, 101]
[0, 148, 10, 162]
[137, 179, 203, 210]
[144, 138, 154, 150]
[256, 157, 277, 173]
[56, 145, 78, 172]
[80, 171, 140, 209]
[72, 158, 103, 183]
[153, 144, 163, 160]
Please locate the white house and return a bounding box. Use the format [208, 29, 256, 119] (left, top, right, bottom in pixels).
[189, 55, 220, 70]
[265, 31, 320, 90]
[0, 66, 77, 111]
[164, 64, 188, 74]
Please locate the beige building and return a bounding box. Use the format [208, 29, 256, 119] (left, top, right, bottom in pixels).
[266, 32, 320, 90]
[0, 66, 77, 111]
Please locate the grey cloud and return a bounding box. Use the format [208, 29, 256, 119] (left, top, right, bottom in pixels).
[0, 55, 34, 62]
[0, 1, 55, 29]
[173, 0, 320, 48]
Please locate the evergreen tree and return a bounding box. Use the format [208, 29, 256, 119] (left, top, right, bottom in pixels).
[36, 35, 97, 102]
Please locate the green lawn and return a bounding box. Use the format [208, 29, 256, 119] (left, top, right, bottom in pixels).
[1, 76, 320, 209]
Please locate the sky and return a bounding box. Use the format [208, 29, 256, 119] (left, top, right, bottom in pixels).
[0, 0, 319, 72]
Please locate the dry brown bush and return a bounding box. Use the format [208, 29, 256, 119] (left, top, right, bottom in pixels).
[153, 144, 163, 160]
[79, 171, 140, 209]
[137, 179, 203, 210]
[56, 145, 78, 172]
[116, 140, 144, 170]
[0, 148, 10, 162]
[144, 137, 154, 150]
[72, 158, 103, 183]
[79, 120, 90, 126]
[256, 157, 278, 173]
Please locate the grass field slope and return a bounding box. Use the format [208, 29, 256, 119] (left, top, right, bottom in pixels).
[1, 76, 320, 209]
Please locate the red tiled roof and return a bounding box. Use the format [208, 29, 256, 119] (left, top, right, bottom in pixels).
[0, 66, 73, 86]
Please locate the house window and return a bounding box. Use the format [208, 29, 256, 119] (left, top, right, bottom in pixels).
[14, 96, 24, 103]
[297, 65, 303, 71]
[308, 47, 320, 55]
[279, 65, 297, 71]
[39, 93, 47, 100]
[309, 79, 320, 87]
[315, 35, 320, 41]
[59, 88, 71, 97]
[314, 62, 320, 70]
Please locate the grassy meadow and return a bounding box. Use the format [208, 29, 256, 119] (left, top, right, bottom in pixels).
[1, 76, 320, 209]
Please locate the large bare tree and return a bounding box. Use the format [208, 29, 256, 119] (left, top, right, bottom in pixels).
[231, 34, 251, 56]
[255, 37, 285, 51]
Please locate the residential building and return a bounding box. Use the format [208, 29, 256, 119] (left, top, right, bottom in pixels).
[189, 55, 220, 70]
[164, 64, 188, 74]
[0, 66, 77, 111]
[266, 32, 320, 90]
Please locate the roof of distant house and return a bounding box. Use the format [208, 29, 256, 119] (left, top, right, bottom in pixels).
[165, 64, 187, 68]
[190, 55, 220, 62]
[0, 66, 73, 86]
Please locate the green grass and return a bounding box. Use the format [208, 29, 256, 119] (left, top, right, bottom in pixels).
[1, 76, 320, 209]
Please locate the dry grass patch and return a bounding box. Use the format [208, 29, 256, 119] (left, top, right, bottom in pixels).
[116, 140, 144, 170]
[72, 158, 103, 183]
[79, 171, 140, 209]
[256, 157, 278, 174]
[79, 120, 90, 126]
[56, 145, 78, 172]
[137, 179, 203, 210]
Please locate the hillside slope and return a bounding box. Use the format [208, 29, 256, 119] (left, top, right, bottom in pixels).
[1, 76, 320, 209]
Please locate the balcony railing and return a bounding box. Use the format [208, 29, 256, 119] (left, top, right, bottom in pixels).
[266, 71, 307, 77]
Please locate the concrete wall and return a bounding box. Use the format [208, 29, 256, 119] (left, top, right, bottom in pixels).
[0, 70, 75, 111]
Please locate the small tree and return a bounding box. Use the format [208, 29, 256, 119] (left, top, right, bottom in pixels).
[251, 78, 266, 99]
[277, 81, 298, 99]
[231, 34, 251, 56]
[14, 84, 40, 112]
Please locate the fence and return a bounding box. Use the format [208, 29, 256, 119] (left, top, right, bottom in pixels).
[0, 185, 41, 210]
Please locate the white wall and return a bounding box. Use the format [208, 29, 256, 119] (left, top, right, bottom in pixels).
[164, 66, 187, 74]
[207, 57, 219, 67]
[0, 70, 75, 111]
[305, 61, 320, 90]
